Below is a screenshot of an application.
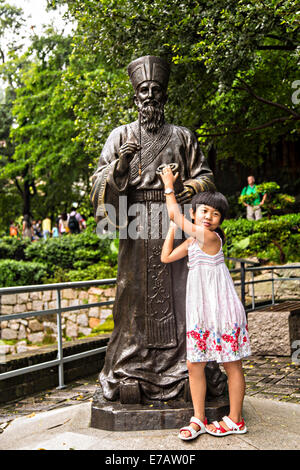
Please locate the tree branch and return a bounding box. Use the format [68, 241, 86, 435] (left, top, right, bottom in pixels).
[14, 177, 24, 197]
[198, 115, 298, 137]
[257, 44, 297, 50]
[237, 79, 300, 118]
[0, 47, 5, 64]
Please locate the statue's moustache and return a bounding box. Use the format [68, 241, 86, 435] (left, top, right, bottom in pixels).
[141, 99, 161, 109]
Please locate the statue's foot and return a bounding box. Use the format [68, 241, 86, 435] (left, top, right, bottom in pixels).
[120, 379, 141, 404]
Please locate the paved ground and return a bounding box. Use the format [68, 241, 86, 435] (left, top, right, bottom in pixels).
[0, 355, 299, 451]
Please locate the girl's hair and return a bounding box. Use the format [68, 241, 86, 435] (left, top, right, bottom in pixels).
[190, 191, 229, 244]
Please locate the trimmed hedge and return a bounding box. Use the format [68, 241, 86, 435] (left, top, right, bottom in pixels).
[0, 259, 48, 287]
[0, 229, 119, 287]
[0, 213, 299, 287]
[222, 213, 300, 263]
[0, 237, 31, 261]
[24, 231, 116, 271]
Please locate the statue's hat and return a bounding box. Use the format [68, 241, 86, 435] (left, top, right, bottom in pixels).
[128, 55, 170, 91]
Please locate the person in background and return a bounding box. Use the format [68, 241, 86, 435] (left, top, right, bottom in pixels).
[9, 221, 18, 237]
[22, 215, 33, 240]
[52, 223, 59, 238]
[59, 212, 69, 235]
[31, 220, 37, 241]
[42, 216, 52, 240]
[32, 220, 42, 240]
[35, 220, 43, 238]
[80, 216, 86, 230]
[68, 207, 83, 234]
[240, 176, 267, 220]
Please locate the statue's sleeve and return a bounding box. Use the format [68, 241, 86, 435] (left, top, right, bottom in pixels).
[90, 127, 129, 226]
[183, 130, 216, 194]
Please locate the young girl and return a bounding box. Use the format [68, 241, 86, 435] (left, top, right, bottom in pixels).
[160, 166, 251, 440]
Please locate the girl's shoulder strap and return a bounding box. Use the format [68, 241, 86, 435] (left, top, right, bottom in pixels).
[214, 230, 223, 247]
[187, 236, 196, 247]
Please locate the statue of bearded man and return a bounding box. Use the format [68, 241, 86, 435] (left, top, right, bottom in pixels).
[90, 56, 219, 403]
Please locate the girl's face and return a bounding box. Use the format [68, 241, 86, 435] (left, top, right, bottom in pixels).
[190, 204, 221, 230]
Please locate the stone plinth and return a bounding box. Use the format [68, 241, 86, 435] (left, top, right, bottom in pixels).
[248, 301, 300, 356]
[90, 387, 229, 431]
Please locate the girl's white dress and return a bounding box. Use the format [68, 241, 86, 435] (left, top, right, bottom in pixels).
[186, 232, 251, 363]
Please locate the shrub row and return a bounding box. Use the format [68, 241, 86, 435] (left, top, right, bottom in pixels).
[0, 213, 299, 287]
[0, 259, 48, 287]
[222, 213, 300, 263]
[0, 227, 119, 286]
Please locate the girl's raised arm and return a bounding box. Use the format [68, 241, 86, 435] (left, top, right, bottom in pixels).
[160, 169, 204, 244]
[161, 222, 190, 263]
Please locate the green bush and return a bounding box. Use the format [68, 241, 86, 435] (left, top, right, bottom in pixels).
[1, 212, 298, 288]
[0, 259, 48, 287]
[24, 231, 117, 272]
[0, 236, 31, 260]
[63, 262, 118, 283]
[0, 229, 119, 287]
[222, 213, 300, 263]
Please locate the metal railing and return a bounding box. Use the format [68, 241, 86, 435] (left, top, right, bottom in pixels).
[225, 256, 259, 309]
[0, 279, 116, 389]
[0, 260, 299, 389]
[225, 257, 300, 311]
[242, 264, 299, 311]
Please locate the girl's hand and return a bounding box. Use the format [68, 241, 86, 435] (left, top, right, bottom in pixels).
[160, 166, 179, 187]
[169, 220, 177, 230]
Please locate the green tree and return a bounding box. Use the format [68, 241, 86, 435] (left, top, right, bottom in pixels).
[0, 1, 26, 230]
[50, 0, 299, 169]
[0, 25, 91, 221]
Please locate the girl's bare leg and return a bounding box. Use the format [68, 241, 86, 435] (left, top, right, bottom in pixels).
[206, 359, 246, 432]
[180, 361, 207, 438]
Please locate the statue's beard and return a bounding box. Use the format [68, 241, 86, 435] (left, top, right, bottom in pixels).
[139, 101, 165, 133]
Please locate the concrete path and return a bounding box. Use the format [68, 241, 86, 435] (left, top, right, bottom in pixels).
[0, 395, 299, 450]
[0, 355, 299, 451]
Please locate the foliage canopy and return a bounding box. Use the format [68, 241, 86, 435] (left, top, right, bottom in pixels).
[50, 0, 300, 168]
[0, 0, 299, 231]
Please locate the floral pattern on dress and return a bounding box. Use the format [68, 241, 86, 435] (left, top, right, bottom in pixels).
[186, 323, 251, 363]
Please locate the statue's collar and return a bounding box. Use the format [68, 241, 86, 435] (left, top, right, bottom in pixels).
[128, 121, 173, 181]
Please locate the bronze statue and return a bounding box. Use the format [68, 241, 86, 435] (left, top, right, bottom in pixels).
[90, 56, 225, 404]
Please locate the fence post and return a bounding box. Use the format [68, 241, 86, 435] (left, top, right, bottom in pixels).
[271, 270, 275, 304]
[240, 262, 246, 308]
[56, 288, 65, 389]
[251, 271, 255, 310]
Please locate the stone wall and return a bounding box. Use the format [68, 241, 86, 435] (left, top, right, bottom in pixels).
[0, 286, 115, 356]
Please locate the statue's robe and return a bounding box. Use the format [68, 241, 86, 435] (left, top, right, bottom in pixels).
[90, 120, 215, 401]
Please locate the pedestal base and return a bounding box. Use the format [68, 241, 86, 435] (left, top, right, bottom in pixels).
[90, 387, 229, 431]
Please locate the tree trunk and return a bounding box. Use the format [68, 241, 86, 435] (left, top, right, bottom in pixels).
[272, 239, 285, 263]
[23, 179, 31, 216]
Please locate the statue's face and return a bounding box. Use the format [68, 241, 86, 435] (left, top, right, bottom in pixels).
[134, 80, 166, 132]
[134, 80, 166, 108]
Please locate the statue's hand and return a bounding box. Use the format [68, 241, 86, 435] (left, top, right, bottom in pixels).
[116, 142, 141, 176]
[175, 186, 195, 205]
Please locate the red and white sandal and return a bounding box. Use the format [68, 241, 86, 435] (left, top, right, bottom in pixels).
[206, 416, 247, 437]
[178, 416, 208, 441]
